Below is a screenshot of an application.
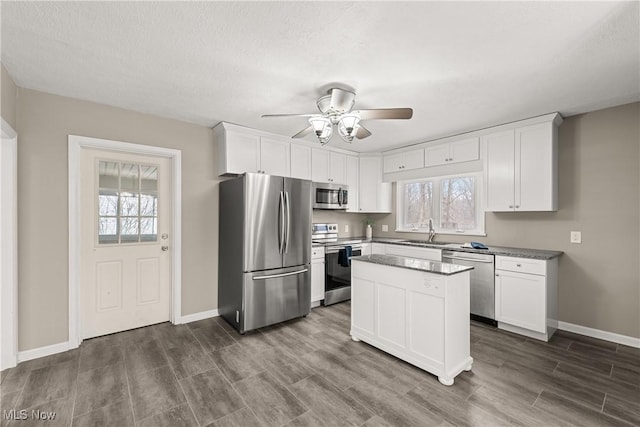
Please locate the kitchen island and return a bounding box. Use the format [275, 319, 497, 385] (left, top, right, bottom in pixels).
[350, 254, 474, 385]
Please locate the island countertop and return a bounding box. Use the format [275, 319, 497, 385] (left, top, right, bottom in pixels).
[351, 254, 474, 276]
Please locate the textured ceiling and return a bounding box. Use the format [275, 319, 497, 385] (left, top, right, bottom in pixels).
[1, 1, 638, 152]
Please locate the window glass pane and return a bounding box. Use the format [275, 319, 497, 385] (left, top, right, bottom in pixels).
[440, 177, 476, 230]
[120, 193, 139, 217]
[98, 192, 118, 216]
[140, 165, 158, 192]
[402, 181, 433, 227]
[120, 163, 139, 192]
[140, 218, 157, 242]
[99, 161, 119, 189]
[98, 217, 118, 244]
[139, 194, 157, 217]
[120, 217, 139, 242]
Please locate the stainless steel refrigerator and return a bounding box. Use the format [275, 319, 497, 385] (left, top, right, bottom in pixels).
[218, 173, 312, 333]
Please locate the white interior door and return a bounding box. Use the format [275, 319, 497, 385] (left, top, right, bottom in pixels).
[80, 148, 172, 339]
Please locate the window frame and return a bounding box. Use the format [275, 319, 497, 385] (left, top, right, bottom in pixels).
[395, 172, 486, 236]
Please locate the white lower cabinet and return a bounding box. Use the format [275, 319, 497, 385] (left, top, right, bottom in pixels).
[311, 247, 325, 305]
[351, 260, 473, 385]
[370, 243, 386, 255]
[495, 256, 558, 341]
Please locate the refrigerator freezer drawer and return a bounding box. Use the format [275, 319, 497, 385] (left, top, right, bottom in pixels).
[242, 265, 311, 332]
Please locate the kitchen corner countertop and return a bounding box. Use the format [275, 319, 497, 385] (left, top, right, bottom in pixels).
[369, 239, 563, 260]
[351, 254, 474, 276]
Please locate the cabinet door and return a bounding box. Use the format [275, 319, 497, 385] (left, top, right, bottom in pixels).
[450, 137, 479, 164]
[407, 288, 444, 364]
[223, 131, 260, 174]
[371, 243, 386, 255]
[358, 157, 380, 212]
[495, 270, 546, 333]
[352, 276, 376, 335]
[311, 259, 325, 303]
[516, 123, 556, 211]
[484, 130, 515, 211]
[424, 143, 450, 167]
[403, 148, 425, 171]
[345, 155, 359, 212]
[329, 152, 347, 184]
[376, 282, 406, 349]
[311, 148, 330, 183]
[383, 152, 404, 173]
[290, 144, 312, 180]
[260, 137, 290, 176]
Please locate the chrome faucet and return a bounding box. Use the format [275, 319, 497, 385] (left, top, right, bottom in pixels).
[428, 218, 436, 242]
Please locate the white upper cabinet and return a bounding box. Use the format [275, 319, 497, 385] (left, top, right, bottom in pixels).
[484, 118, 560, 212]
[259, 137, 291, 176]
[383, 148, 425, 173]
[311, 148, 347, 184]
[345, 154, 359, 212]
[424, 137, 479, 167]
[359, 155, 392, 213]
[290, 143, 312, 180]
[215, 124, 290, 176]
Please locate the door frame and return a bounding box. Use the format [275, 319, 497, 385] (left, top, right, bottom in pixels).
[1, 118, 18, 370]
[68, 135, 182, 348]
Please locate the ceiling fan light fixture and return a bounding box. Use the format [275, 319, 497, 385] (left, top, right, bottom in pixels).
[308, 117, 333, 144]
[338, 113, 361, 143]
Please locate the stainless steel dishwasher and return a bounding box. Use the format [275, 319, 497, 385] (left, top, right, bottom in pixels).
[442, 250, 496, 325]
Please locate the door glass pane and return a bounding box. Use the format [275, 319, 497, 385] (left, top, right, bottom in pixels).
[120, 163, 139, 191]
[97, 160, 159, 244]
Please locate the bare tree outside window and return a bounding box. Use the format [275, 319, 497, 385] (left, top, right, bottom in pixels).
[440, 177, 476, 230]
[403, 181, 433, 227]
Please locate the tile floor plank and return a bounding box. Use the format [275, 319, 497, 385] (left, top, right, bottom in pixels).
[73, 363, 128, 417]
[206, 407, 263, 427]
[179, 368, 244, 426]
[137, 403, 198, 427]
[72, 399, 134, 427]
[127, 365, 186, 421]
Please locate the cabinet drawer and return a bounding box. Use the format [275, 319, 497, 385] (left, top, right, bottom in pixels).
[495, 256, 546, 275]
[385, 244, 441, 262]
[311, 247, 325, 260]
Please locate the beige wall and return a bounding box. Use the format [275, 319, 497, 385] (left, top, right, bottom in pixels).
[17, 89, 219, 351]
[312, 210, 369, 238]
[1, 64, 17, 129]
[370, 102, 640, 338]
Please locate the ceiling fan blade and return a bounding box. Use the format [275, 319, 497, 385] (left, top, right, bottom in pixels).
[261, 113, 317, 118]
[356, 108, 413, 120]
[356, 125, 372, 139]
[292, 125, 314, 139]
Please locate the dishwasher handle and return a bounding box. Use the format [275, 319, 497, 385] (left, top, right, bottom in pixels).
[442, 253, 494, 264]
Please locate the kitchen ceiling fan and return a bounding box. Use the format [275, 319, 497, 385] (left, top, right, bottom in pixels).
[261, 87, 413, 145]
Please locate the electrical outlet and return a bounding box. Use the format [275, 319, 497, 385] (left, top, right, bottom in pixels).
[570, 231, 582, 244]
[344, 224, 349, 233]
[381, 224, 389, 232]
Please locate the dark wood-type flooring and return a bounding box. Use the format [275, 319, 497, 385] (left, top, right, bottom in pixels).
[1, 302, 638, 426]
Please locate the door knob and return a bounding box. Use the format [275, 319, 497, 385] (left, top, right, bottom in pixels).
[161, 246, 169, 251]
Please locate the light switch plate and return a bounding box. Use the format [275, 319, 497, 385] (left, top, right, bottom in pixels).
[344, 224, 349, 233]
[381, 224, 389, 232]
[570, 231, 582, 244]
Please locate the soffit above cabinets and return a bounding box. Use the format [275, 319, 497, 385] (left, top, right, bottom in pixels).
[2, 2, 638, 153]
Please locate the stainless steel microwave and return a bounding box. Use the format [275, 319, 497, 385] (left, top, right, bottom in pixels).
[312, 183, 348, 210]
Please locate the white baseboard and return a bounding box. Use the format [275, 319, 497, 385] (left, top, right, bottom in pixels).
[180, 309, 219, 324]
[558, 321, 640, 349]
[17, 341, 74, 363]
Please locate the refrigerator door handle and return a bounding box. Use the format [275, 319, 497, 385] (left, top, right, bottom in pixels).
[278, 191, 285, 254]
[252, 268, 308, 280]
[284, 191, 291, 254]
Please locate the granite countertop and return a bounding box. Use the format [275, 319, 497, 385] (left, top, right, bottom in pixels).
[351, 254, 474, 276]
[312, 236, 562, 260]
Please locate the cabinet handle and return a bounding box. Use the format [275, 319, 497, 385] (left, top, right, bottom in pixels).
[515, 205, 520, 208]
[516, 264, 522, 267]
[495, 274, 500, 277]
[508, 205, 514, 209]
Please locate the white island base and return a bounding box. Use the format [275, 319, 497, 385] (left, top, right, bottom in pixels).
[350, 256, 473, 386]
